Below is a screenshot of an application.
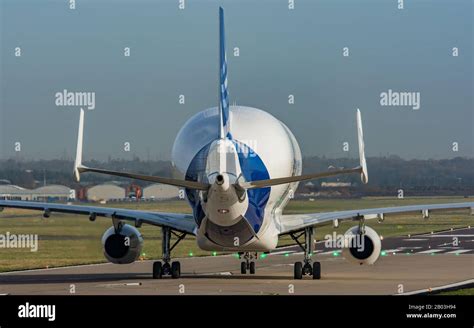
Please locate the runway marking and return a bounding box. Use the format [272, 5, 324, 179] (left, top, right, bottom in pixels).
[419, 227, 474, 237]
[383, 249, 403, 253]
[0, 261, 114, 275]
[99, 282, 142, 287]
[275, 245, 297, 250]
[437, 241, 458, 247]
[397, 279, 474, 295]
[416, 249, 444, 254]
[446, 249, 471, 254]
[274, 250, 322, 256]
[270, 250, 296, 256]
[397, 246, 422, 250]
[427, 235, 474, 238]
[196, 271, 232, 276]
[320, 250, 342, 255]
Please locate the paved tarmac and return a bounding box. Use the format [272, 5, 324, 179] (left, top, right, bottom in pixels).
[0, 228, 472, 295]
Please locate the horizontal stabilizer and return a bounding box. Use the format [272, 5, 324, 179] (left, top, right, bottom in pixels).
[72, 108, 209, 190]
[236, 109, 369, 190]
[237, 166, 363, 190]
[77, 166, 210, 190]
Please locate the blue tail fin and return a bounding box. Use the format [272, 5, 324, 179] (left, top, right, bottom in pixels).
[219, 7, 230, 139]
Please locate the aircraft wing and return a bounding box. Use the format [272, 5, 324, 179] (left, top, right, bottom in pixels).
[0, 200, 197, 235]
[278, 202, 474, 234]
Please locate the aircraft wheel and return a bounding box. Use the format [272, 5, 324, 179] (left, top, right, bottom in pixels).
[171, 261, 181, 279]
[241, 262, 247, 274]
[153, 261, 162, 279]
[249, 261, 256, 274]
[294, 262, 303, 279]
[312, 262, 321, 280]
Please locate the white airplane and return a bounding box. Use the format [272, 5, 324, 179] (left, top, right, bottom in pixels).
[1, 7, 472, 279]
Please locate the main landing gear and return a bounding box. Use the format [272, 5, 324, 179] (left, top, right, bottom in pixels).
[289, 227, 321, 280]
[153, 227, 187, 279]
[239, 252, 257, 274]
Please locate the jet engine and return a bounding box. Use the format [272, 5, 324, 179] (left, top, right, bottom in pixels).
[101, 224, 143, 264]
[342, 225, 381, 265]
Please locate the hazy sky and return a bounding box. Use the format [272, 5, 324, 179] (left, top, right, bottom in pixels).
[1, 0, 472, 161]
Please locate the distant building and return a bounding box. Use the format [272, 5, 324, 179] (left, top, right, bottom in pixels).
[33, 185, 74, 201]
[87, 184, 126, 202]
[0, 184, 74, 201]
[143, 184, 179, 200]
[0, 185, 30, 200]
[321, 182, 352, 188]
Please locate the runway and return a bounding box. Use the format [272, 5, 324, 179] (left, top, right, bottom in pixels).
[0, 227, 473, 295]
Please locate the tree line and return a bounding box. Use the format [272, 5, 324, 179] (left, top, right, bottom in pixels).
[0, 156, 472, 196]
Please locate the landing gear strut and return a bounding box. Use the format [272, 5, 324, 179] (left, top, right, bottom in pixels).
[239, 252, 257, 274]
[152, 227, 186, 279]
[290, 227, 321, 280]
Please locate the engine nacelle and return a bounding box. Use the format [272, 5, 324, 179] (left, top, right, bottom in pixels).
[342, 225, 381, 265]
[101, 224, 143, 264]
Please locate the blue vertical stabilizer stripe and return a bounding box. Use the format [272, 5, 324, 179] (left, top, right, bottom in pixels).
[219, 7, 230, 132]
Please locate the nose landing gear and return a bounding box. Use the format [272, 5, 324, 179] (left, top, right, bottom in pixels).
[239, 252, 257, 274]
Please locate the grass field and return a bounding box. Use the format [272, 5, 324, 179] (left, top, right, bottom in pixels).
[437, 288, 474, 296]
[0, 196, 472, 272]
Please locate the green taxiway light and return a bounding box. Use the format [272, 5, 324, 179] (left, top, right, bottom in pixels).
[284, 253, 289, 257]
[212, 251, 217, 256]
[189, 252, 193, 257]
[332, 251, 339, 257]
[381, 251, 387, 256]
[260, 253, 267, 259]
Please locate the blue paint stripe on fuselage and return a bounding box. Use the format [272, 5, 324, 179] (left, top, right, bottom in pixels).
[185, 142, 212, 226]
[231, 140, 270, 233]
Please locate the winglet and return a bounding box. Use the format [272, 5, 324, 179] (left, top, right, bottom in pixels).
[356, 109, 368, 184]
[73, 108, 85, 182]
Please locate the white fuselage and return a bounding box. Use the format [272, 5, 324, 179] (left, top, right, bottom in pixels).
[172, 106, 302, 251]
